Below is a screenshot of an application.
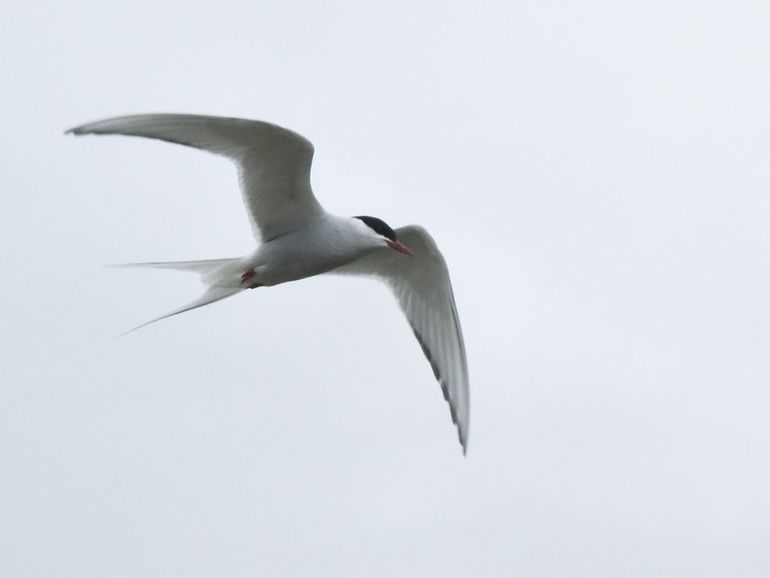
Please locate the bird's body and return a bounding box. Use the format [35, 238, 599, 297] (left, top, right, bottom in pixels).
[178, 214, 383, 291]
[68, 114, 470, 453]
[242, 214, 387, 287]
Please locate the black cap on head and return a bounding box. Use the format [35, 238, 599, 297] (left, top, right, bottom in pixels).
[354, 216, 397, 241]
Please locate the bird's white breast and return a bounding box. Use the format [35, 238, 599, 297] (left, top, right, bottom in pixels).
[249, 214, 378, 286]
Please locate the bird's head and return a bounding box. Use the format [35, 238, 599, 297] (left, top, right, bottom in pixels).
[353, 215, 414, 256]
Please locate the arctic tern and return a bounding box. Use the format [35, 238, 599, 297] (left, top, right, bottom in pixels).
[68, 114, 470, 453]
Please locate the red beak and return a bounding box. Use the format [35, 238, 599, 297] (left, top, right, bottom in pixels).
[386, 239, 415, 257]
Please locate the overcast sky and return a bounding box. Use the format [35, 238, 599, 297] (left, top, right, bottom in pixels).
[2, 1, 770, 576]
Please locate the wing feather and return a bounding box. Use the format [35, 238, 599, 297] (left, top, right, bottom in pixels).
[332, 225, 470, 453]
[67, 114, 324, 241]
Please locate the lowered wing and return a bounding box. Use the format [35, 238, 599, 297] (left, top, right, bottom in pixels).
[333, 225, 470, 453]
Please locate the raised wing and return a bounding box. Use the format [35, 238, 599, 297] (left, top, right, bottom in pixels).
[333, 225, 470, 453]
[67, 114, 324, 241]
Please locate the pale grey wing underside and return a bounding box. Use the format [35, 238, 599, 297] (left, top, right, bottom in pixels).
[67, 114, 324, 241]
[332, 225, 470, 453]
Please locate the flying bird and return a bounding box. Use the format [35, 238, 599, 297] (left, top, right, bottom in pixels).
[67, 114, 470, 453]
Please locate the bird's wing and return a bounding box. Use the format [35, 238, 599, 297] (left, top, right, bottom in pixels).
[67, 114, 324, 241]
[332, 225, 470, 453]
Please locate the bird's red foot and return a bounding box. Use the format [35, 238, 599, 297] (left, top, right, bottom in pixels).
[240, 269, 256, 284]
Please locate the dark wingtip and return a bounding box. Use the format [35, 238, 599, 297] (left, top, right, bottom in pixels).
[412, 325, 468, 456]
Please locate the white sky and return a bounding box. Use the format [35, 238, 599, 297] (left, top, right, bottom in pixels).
[2, 1, 770, 576]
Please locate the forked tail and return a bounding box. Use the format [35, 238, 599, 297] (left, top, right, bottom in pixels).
[115, 257, 246, 334]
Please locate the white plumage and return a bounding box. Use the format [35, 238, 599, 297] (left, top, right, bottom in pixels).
[69, 114, 470, 453]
